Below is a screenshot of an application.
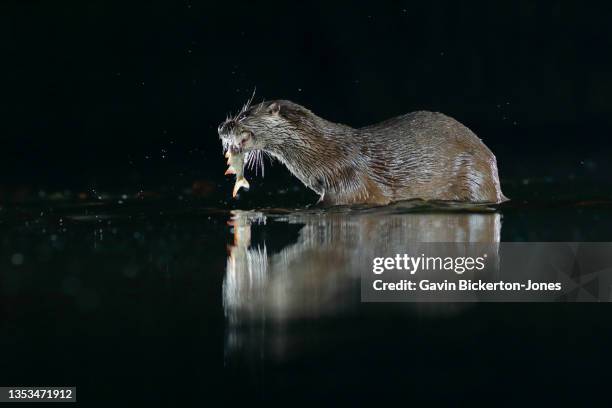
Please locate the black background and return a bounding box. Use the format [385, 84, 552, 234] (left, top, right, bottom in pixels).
[2, 1, 611, 195]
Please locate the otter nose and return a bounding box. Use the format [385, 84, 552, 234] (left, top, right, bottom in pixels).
[218, 120, 235, 135]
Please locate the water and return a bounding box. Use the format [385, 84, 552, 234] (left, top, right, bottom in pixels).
[1, 180, 612, 404]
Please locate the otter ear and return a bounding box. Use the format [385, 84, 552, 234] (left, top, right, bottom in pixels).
[267, 102, 281, 115]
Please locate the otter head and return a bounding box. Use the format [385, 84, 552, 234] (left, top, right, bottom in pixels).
[218, 99, 308, 155]
[219, 98, 338, 199]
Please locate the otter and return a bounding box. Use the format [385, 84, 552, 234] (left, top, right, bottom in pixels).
[218, 99, 507, 206]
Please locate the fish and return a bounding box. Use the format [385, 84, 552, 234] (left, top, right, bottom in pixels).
[225, 150, 250, 198]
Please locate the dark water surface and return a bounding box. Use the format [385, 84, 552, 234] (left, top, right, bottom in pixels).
[1, 181, 612, 405]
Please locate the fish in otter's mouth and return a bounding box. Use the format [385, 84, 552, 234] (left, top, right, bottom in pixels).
[224, 149, 250, 198]
[218, 92, 273, 198]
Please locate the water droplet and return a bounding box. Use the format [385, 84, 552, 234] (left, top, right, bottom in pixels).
[11, 253, 24, 266]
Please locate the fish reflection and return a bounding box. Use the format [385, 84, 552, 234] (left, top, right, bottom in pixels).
[223, 208, 501, 325]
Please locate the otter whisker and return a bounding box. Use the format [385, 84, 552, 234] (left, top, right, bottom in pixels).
[245, 150, 258, 174]
[263, 151, 275, 166]
[244, 89, 256, 111]
[245, 151, 254, 171]
[242, 149, 267, 177]
[253, 150, 259, 177]
[237, 88, 257, 120]
[252, 151, 259, 175]
[258, 150, 265, 177]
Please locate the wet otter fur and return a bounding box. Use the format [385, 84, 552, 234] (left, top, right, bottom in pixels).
[218, 98, 507, 206]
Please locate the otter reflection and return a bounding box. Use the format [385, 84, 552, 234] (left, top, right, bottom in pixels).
[223, 209, 501, 325]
